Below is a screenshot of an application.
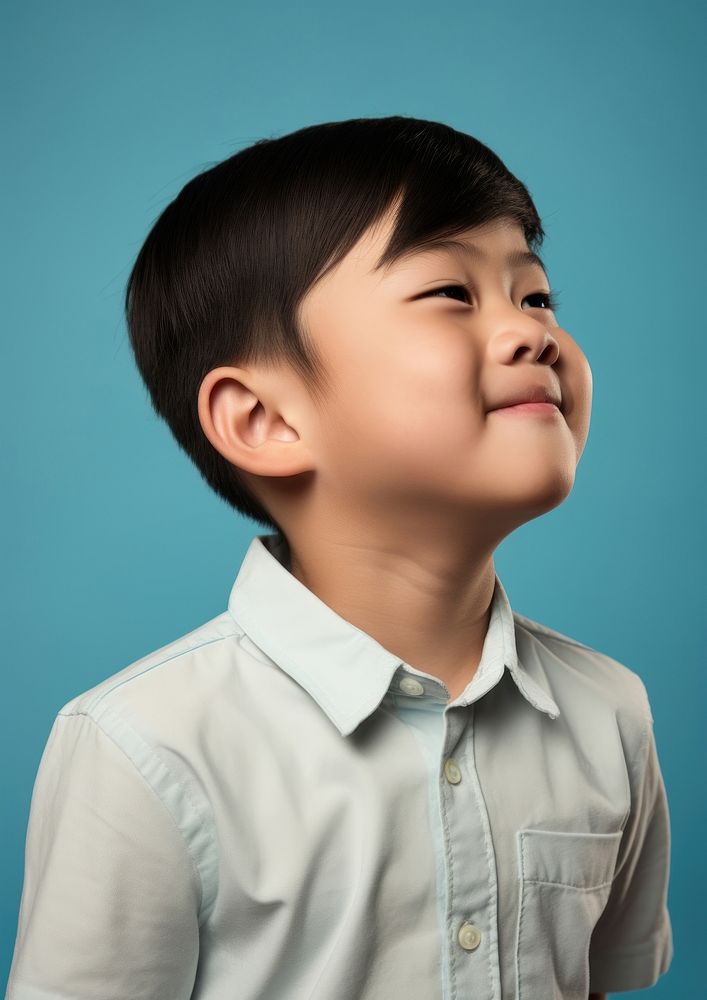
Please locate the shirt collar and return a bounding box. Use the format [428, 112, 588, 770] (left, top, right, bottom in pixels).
[228, 533, 560, 736]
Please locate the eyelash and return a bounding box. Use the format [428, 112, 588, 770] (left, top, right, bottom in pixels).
[423, 284, 561, 314]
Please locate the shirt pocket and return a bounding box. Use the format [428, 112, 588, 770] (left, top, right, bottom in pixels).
[515, 828, 622, 1000]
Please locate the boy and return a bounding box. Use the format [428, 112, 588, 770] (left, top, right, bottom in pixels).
[6, 115, 673, 999]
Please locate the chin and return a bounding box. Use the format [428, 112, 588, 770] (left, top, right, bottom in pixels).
[492, 464, 576, 517]
[529, 469, 576, 514]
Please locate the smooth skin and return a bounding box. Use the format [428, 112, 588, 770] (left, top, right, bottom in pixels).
[198, 203, 593, 704]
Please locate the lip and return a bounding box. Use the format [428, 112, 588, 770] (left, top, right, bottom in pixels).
[488, 383, 562, 412]
[491, 402, 561, 415]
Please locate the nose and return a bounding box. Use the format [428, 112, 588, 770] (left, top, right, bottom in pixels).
[488, 312, 560, 366]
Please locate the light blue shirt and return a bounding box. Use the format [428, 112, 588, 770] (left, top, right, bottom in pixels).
[6, 532, 673, 999]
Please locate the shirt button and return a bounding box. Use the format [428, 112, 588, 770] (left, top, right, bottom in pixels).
[399, 676, 425, 697]
[444, 758, 462, 784]
[458, 922, 482, 951]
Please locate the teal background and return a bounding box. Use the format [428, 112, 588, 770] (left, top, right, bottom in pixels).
[2, 1, 704, 994]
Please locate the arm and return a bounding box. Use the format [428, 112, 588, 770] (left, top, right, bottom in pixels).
[6, 712, 201, 999]
[588, 691, 673, 994]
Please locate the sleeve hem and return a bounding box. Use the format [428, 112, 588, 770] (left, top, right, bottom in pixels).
[589, 933, 673, 992]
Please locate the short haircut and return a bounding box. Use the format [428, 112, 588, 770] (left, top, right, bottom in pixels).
[124, 115, 546, 535]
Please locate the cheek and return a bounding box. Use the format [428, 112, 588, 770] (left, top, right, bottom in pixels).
[560, 341, 593, 459]
[320, 331, 481, 473]
[390, 320, 477, 400]
[364, 331, 476, 425]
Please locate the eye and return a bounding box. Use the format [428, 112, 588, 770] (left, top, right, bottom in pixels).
[422, 285, 560, 313]
[525, 290, 560, 313]
[422, 283, 472, 303]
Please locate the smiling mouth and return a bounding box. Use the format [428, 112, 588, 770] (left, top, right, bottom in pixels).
[491, 401, 561, 415]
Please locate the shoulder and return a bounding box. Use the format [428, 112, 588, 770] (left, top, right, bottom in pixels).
[512, 610, 654, 737]
[57, 610, 245, 726]
[35, 612, 242, 931]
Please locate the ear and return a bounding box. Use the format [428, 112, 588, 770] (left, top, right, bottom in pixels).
[197, 366, 315, 477]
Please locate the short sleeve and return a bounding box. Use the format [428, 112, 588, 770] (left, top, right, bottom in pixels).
[588, 705, 674, 993]
[6, 712, 201, 1000]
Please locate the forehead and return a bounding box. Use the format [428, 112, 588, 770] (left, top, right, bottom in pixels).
[375, 236, 547, 280]
[343, 211, 546, 283]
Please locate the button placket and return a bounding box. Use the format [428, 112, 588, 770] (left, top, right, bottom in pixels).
[437, 709, 499, 996]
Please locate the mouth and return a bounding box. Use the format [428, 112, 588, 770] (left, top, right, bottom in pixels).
[487, 383, 563, 414]
[491, 401, 561, 416]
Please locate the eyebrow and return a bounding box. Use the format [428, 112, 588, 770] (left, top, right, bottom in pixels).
[374, 238, 549, 279]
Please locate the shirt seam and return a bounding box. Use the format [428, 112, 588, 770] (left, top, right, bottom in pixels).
[633, 695, 652, 811]
[57, 708, 216, 927]
[83, 631, 242, 714]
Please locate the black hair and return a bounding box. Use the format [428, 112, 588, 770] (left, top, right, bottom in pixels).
[124, 115, 546, 536]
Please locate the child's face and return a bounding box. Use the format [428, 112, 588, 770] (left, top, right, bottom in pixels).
[291, 205, 592, 537]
